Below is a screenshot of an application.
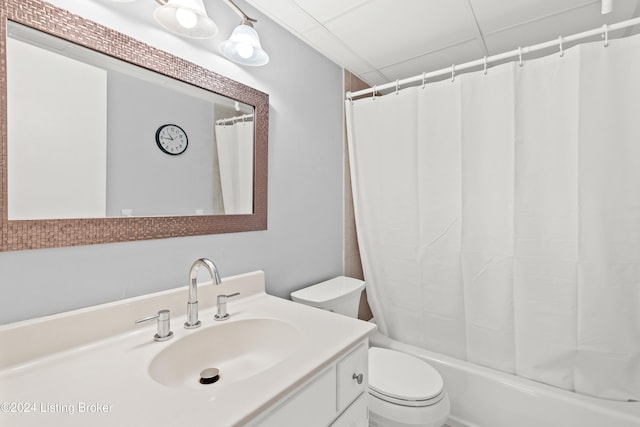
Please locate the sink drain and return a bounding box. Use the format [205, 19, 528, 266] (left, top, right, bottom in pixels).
[199, 368, 220, 385]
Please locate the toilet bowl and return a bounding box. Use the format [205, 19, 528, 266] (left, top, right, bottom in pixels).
[291, 276, 450, 427]
[368, 347, 450, 427]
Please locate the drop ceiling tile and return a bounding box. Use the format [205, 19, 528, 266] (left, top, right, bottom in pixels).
[356, 69, 391, 87]
[290, 0, 369, 23]
[376, 38, 487, 86]
[483, 1, 640, 55]
[470, 0, 598, 34]
[301, 25, 372, 74]
[244, 0, 318, 34]
[322, 0, 477, 69]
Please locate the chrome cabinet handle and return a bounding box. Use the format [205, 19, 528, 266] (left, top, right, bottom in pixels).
[352, 373, 364, 384]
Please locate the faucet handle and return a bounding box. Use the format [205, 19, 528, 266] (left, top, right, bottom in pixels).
[214, 292, 240, 321]
[135, 309, 174, 342]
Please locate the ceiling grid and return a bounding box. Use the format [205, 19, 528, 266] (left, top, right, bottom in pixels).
[245, 0, 640, 86]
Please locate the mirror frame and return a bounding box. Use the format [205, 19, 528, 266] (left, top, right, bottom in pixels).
[0, 0, 268, 251]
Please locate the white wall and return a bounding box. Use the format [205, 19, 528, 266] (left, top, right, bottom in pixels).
[0, 0, 345, 324]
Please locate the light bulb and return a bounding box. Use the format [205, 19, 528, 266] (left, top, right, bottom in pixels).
[220, 24, 269, 66]
[175, 8, 197, 29]
[236, 43, 254, 59]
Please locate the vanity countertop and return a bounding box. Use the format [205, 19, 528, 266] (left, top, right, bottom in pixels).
[0, 271, 376, 426]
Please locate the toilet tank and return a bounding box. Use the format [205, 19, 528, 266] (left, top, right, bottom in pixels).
[290, 276, 365, 318]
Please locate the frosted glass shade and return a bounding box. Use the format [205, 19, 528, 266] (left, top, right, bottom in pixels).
[220, 24, 269, 66]
[154, 0, 218, 39]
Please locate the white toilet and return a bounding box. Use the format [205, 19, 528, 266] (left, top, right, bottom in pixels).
[291, 277, 450, 427]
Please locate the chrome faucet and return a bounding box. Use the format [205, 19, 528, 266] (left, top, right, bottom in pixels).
[185, 258, 221, 329]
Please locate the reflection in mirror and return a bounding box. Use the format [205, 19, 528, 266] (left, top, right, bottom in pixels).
[0, 0, 268, 252]
[7, 21, 254, 219]
[215, 113, 255, 215]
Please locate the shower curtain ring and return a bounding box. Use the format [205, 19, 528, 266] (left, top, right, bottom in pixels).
[518, 47, 523, 67]
[603, 24, 609, 47]
[451, 64, 456, 82]
[483, 56, 488, 75]
[422, 72, 426, 89]
[558, 36, 564, 57]
[395, 79, 400, 95]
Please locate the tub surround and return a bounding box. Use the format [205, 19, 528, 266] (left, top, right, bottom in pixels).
[0, 271, 376, 426]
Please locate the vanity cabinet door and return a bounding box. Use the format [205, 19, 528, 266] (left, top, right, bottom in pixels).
[336, 343, 367, 412]
[256, 365, 337, 427]
[331, 393, 368, 427]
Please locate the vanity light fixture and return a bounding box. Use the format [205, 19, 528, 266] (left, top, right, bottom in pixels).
[114, 0, 269, 66]
[153, 0, 219, 39]
[219, 0, 270, 66]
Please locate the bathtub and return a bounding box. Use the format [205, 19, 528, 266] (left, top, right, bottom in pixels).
[368, 330, 640, 427]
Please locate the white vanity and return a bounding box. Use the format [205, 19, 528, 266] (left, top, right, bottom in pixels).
[248, 342, 369, 427]
[0, 271, 375, 426]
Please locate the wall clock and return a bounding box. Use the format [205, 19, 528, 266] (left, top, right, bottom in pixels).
[155, 124, 188, 155]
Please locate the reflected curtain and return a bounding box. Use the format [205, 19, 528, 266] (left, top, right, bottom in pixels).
[345, 34, 640, 401]
[214, 121, 254, 214]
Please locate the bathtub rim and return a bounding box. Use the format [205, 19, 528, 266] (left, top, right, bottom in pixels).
[368, 329, 640, 427]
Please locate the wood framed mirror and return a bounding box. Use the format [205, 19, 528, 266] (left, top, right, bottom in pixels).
[0, 0, 268, 251]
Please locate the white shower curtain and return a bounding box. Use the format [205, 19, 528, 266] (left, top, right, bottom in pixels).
[346, 34, 640, 401]
[215, 121, 254, 214]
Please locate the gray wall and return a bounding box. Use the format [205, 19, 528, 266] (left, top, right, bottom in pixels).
[0, 0, 344, 324]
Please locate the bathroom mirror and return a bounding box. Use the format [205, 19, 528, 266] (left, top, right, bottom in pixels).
[0, 0, 269, 251]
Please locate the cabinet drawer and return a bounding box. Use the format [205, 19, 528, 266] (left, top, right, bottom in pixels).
[336, 343, 367, 412]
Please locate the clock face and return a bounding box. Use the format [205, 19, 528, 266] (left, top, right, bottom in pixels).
[155, 124, 188, 155]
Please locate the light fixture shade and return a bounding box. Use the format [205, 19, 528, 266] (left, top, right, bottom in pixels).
[154, 0, 218, 39]
[220, 24, 269, 66]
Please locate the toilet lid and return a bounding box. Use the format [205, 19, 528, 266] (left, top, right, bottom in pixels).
[368, 347, 444, 404]
[290, 277, 364, 307]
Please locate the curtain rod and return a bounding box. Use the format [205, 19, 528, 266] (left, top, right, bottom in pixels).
[216, 113, 254, 125]
[346, 16, 640, 99]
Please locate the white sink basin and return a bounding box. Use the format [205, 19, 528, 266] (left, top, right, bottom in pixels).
[148, 318, 300, 389]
